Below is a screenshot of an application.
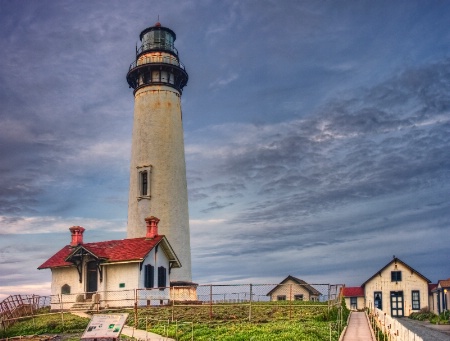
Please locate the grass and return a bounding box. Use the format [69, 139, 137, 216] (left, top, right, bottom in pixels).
[0, 301, 347, 340]
[0, 313, 88, 339]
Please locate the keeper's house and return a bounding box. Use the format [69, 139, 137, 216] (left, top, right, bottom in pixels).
[38, 216, 181, 310]
[362, 256, 431, 317]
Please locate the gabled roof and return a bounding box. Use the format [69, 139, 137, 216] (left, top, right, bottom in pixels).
[361, 257, 431, 287]
[437, 278, 450, 289]
[267, 275, 321, 296]
[38, 235, 181, 269]
[342, 286, 364, 297]
[429, 283, 438, 293]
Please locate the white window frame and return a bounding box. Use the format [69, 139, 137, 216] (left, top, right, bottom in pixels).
[137, 165, 152, 200]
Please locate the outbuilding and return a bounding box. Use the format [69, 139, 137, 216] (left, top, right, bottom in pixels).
[38, 216, 181, 310]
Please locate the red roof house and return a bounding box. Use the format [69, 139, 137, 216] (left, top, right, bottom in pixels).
[38, 216, 181, 309]
[341, 286, 365, 310]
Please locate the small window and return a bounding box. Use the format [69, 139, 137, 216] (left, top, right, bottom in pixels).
[144, 264, 154, 288]
[138, 166, 152, 199]
[277, 295, 286, 301]
[294, 294, 304, 301]
[350, 297, 357, 309]
[61, 284, 71, 295]
[141, 171, 148, 196]
[391, 271, 402, 282]
[374, 292, 382, 310]
[412, 291, 420, 310]
[158, 266, 167, 288]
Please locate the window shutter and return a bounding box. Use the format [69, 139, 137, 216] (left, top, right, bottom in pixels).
[144, 264, 154, 288]
[158, 266, 166, 288]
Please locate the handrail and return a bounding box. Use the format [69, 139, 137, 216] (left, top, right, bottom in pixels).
[129, 55, 186, 71]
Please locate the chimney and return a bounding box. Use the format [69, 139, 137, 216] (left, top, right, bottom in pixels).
[145, 216, 160, 239]
[69, 226, 85, 246]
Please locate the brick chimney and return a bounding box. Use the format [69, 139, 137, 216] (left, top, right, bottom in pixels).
[69, 226, 85, 246]
[145, 216, 160, 239]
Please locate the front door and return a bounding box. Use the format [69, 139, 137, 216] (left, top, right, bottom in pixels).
[86, 261, 98, 299]
[390, 291, 404, 317]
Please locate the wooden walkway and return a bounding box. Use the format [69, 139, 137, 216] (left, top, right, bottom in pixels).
[341, 311, 375, 341]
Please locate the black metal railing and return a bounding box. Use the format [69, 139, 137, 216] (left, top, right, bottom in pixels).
[129, 55, 186, 72]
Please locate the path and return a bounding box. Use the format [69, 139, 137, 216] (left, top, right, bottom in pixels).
[71, 311, 175, 341]
[395, 317, 450, 341]
[341, 311, 375, 341]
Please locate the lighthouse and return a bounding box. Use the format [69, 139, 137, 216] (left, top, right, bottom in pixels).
[126, 22, 192, 282]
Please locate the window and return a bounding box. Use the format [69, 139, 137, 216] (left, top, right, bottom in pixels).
[294, 294, 304, 301]
[158, 266, 167, 288]
[61, 284, 71, 295]
[350, 297, 357, 309]
[374, 292, 382, 310]
[277, 295, 286, 301]
[141, 171, 148, 196]
[138, 165, 152, 199]
[391, 271, 402, 282]
[412, 291, 420, 310]
[144, 264, 154, 288]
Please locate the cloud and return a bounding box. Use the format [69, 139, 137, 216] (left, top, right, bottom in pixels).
[209, 73, 239, 89]
[187, 58, 450, 283]
[0, 215, 126, 235]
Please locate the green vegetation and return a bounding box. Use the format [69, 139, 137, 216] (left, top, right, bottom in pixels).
[409, 307, 450, 324]
[1, 301, 347, 340]
[0, 313, 88, 339]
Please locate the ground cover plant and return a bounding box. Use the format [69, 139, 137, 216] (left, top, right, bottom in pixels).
[409, 307, 450, 324]
[1, 301, 347, 340]
[0, 313, 88, 339]
[128, 301, 347, 340]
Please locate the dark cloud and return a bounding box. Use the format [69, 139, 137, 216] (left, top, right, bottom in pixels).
[201, 201, 234, 214]
[192, 60, 450, 227]
[1, 0, 450, 292]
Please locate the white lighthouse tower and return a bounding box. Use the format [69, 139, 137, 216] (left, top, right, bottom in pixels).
[126, 22, 192, 282]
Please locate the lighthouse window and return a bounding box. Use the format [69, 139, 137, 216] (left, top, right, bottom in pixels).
[138, 166, 152, 199]
[152, 71, 160, 82]
[141, 171, 148, 196]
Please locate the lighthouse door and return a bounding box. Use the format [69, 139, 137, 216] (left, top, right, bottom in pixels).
[86, 261, 98, 299]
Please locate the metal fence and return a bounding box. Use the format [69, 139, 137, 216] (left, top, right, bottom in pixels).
[0, 294, 50, 328]
[1, 284, 348, 341]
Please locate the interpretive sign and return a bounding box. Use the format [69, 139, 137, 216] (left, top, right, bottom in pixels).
[81, 313, 129, 341]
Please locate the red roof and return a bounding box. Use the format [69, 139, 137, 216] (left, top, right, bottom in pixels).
[38, 236, 169, 269]
[438, 278, 450, 288]
[429, 283, 438, 292]
[342, 287, 364, 297]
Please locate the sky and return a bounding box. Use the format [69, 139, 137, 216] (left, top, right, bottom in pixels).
[0, 0, 449, 300]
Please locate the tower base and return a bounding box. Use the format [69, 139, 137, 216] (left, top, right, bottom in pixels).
[170, 281, 199, 302]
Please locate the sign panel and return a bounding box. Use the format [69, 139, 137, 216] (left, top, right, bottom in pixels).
[81, 313, 129, 340]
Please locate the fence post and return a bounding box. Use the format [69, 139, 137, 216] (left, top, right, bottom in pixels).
[134, 289, 138, 328]
[328, 285, 331, 314]
[289, 284, 292, 320]
[209, 285, 213, 320]
[59, 294, 64, 328]
[249, 284, 253, 322]
[171, 298, 175, 322]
